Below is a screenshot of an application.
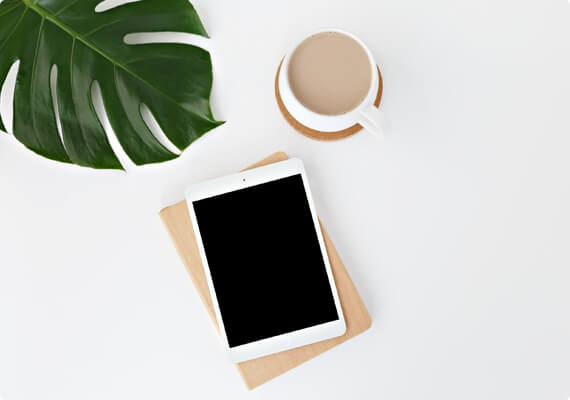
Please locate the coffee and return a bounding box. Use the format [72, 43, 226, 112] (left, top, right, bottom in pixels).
[288, 32, 372, 116]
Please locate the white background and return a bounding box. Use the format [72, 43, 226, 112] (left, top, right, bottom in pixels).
[0, 0, 569, 399]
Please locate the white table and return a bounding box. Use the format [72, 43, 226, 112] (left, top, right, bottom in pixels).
[1, 0, 569, 398]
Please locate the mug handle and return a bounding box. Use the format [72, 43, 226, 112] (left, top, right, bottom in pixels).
[359, 104, 387, 138]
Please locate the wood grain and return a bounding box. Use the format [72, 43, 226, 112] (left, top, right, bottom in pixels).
[159, 152, 371, 389]
[275, 61, 383, 141]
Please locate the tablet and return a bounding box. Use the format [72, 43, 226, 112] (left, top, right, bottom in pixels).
[185, 158, 346, 363]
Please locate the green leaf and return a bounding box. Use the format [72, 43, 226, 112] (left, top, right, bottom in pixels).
[0, 0, 223, 169]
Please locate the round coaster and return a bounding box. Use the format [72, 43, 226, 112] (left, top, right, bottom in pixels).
[274, 60, 383, 141]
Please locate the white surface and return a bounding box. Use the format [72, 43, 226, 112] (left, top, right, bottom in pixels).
[185, 158, 346, 363]
[0, 0, 569, 398]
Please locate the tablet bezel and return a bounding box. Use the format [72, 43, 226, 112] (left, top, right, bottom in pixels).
[185, 158, 346, 363]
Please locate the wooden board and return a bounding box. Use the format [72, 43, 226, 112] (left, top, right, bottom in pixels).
[159, 152, 371, 389]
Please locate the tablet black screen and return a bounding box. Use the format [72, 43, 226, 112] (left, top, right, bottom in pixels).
[193, 174, 339, 348]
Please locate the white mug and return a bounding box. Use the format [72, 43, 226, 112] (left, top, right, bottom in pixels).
[279, 28, 386, 137]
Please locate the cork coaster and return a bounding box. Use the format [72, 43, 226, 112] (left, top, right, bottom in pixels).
[274, 60, 383, 141]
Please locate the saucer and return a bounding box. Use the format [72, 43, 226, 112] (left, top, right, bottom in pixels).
[274, 60, 383, 141]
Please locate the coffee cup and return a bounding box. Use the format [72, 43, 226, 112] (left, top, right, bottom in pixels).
[278, 29, 386, 138]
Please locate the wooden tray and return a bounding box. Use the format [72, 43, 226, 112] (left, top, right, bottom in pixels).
[159, 152, 371, 389]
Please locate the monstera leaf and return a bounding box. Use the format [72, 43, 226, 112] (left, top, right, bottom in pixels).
[0, 0, 223, 169]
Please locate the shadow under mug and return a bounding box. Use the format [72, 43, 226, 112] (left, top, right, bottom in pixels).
[278, 28, 386, 138]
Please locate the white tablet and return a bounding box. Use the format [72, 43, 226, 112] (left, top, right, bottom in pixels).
[185, 158, 346, 363]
